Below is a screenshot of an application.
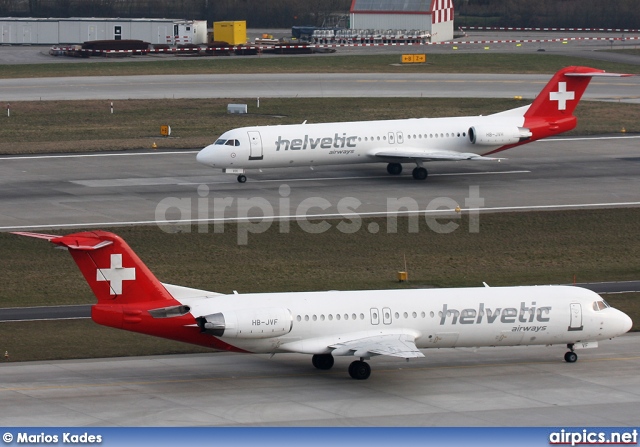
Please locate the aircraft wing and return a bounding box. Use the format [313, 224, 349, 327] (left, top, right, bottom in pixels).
[371, 149, 503, 162]
[329, 333, 424, 359]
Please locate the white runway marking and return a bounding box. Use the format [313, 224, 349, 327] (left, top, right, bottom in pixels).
[543, 135, 640, 142]
[0, 151, 198, 160]
[0, 135, 638, 161]
[73, 171, 530, 187]
[2, 201, 640, 231]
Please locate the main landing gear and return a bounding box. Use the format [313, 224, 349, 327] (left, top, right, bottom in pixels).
[386, 163, 402, 176]
[412, 167, 428, 180]
[348, 359, 371, 380]
[237, 174, 247, 183]
[311, 353, 334, 370]
[311, 354, 372, 380]
[564, 343, 578, 363]
[386, 163, 428, 180]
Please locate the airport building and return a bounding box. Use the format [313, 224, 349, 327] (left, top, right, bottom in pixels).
[349, 0, 454, 42]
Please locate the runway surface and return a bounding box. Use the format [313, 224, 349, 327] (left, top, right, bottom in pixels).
[0, 72, 638, 102]
[1, 135, 639, 232]
[1, 333, 638, 426]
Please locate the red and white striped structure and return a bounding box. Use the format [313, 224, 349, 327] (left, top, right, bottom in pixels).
[349, 0, 454, 42]
[432, 0, 454, 24]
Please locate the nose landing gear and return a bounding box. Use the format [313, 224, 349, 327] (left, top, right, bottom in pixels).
[564, 344, 578, 363]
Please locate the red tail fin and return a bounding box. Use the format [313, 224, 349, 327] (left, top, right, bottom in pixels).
[14, 230, 174, 305]
[13, 230, 247, 351]
[523, 66, 633, 140]
[525, 66, 603, 119]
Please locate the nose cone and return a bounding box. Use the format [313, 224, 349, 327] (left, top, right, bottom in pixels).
[196, 145, 214, 166]
[610, 308, 633, 337]
[620, 311, 633, 335]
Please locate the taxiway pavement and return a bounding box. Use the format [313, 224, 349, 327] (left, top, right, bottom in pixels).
[1, 333, 638, 426]
[1, 135, 639, 232]
[0, 72, 638, 102]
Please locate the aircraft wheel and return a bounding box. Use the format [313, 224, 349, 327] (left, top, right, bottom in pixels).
[237, 174, 247, 183]
[348, 360, 371, 380]
[387, 163, 402, 175]
[312, 354, 335, 370]
[564, 351, 578, 363]
[412, 167, 428, 180]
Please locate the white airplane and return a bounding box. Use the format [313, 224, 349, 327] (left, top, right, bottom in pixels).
[197, 66, 632, 183]
[15, 230, 632, 380]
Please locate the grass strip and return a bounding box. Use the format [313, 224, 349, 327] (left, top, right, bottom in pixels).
[1, 98, 638, 155]
[1, 53, 638, 79]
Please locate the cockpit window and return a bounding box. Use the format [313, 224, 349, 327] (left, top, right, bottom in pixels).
[224, 139, 240, 146]
[592, 300, 611, 311]
[214, 139, 226, 145]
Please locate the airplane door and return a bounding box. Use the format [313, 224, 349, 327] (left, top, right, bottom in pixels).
[370, 308, 379, 325]
[248, 131, 263, 160]
[382, 307, 392, 325]
[568, 303, 583, 331]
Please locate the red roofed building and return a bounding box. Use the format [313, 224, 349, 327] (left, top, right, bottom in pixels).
[349, 0, 454, 42]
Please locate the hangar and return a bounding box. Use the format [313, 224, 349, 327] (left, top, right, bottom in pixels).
[349, 0, 454, 42]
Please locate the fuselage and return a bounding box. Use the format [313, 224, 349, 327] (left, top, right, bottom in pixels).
[178, 285, 632, 355]
[196, 113, 527, 170]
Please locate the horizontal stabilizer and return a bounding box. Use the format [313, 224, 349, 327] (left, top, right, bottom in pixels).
[12, 231, 113, 250]
[565, 72, 635, 78]
[11, 231, 60, 241]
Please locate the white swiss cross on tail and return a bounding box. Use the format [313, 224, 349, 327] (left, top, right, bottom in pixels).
[549, 82, 575, 111]
[96, 253, 136, 295]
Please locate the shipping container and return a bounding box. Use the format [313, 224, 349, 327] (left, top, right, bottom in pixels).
[213, 21, 247, 45]
[0, 18, 208, 45]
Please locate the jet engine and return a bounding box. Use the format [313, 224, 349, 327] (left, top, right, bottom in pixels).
[468, 126, 532, 145]
[196, 307, 293, 339]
